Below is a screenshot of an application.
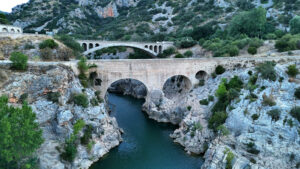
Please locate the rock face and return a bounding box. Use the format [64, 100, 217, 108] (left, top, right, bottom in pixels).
[143, 62, 300, 168]
[0, 65, 122, 169]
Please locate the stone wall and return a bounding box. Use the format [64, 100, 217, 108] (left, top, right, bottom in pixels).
[0, 24, 23, 34]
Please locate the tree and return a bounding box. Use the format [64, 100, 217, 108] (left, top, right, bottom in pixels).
[290, 16, 300, 34]
[229, 7, 267, 37]
[9, 52, 28, 70]
[0, 13, 9, 24]
[0, 96, 43, 168]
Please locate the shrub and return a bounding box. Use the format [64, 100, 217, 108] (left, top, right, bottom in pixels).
[47, 92, 61, 103]
[251, 114, 259, 121]
[73, 119, 85, 135]
[73, 94, 89, 108]
[39, 39, 58, 49]
[295, 88, 300, 99]
[9, 52, 28, 70]
[286, 64, 299, 77]
[40, 48, 53, 60]
[226, 151, 234, 169]
[217, 125, 230, 136]
[227, 45, 239, 56]
[215, 65, 226, 75]
[262, 93, 276, 106]
[290, 107, 300, 122]
[24, 43, 35, 50]
[208, 111, 228, 131]
[290, 15, 300, 34]
[184, 50, 193, 57]
[267, 109, 281, 122]
[19, 93, 28, 103]
[215, 81, 228, 98]
[200, 99, 209, 105]
[208, 95, 214, 102]
[248, 47, 257, 55]
[90, 98, 99, 106]
[81, 125, 93, 145]
[246, 142, 260, 154]
[275, 34, 300, 52]
[256, 61, 277, 81]
[227, 76, 243, 90]
[57, 48, 73, 61]
[174, 53, 185, 58]
[61, 137, 77, 162]
[198, 79, 205, 86]
[187, 106, 192, 111]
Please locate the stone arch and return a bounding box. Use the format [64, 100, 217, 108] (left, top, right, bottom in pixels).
[149, 45, 153, 50]
[163, 75, 192, 99]
[195, 70, 208, 80]
[159, 45, 162, 53]
[154, 46, 158, 53]
[89, 43, 94, 49]
[2, 28, 8, 32]
[145, 45, 148, 48]
[89, 72, 102, 86]
[106, 78, 148, 99]
[17, 29, 20, 33]
[95, 43, 100, 47]
[82, 43, 87, 51]
[10, 29, 15, 33]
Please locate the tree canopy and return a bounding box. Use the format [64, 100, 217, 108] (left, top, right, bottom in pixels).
[290, 15, 300, 34]
[0, 96, 43, 168]
[0, 13, 9, 24]
[229, 7, 267, 37]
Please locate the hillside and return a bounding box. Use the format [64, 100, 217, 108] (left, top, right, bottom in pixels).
[8, 0, 300, 41]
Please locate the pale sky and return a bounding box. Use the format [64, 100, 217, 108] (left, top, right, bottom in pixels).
[0, 0, 29, 13]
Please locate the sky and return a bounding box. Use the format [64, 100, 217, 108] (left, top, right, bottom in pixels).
[0, 0, 29, 13]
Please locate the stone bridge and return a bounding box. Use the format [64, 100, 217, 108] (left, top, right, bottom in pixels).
[66, 56, 300, 98]
[0, 24, 23, 34]
[77, 40, 174, 56]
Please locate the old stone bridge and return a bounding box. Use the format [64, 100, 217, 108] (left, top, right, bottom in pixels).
[65, 56, 300, 98]
[77, 40, 174, 56]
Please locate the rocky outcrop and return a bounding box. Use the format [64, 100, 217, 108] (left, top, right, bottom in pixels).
[0, 65, 122, 169]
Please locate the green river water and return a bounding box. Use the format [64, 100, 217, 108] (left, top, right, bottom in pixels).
[90, 93, 203, 169]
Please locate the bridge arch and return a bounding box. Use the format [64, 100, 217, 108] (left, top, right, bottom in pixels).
[195, 70, 208, 80]
[106, 78, 148, 100]
[2, 28, 8, 32]
[162, 75, 192, 99]
[83, 44, 157, 56]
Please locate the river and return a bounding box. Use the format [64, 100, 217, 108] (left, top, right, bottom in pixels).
[90, 93, 203, 169]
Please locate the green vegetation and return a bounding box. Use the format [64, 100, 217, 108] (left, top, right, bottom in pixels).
[128, 48, 153, 59]
[290, 107, 300, 122]
[77, 57, 89, 88]
[0, 13, 9, 24]
[157, 47, 176, 58]
[246, 142, 260, 155]
[217, 125, 230, 136]
[275, 34, 300, 52]
[208, 111, 228, 132]
[225, 150, 234, 169]
[267, 109, 281, 122]
[286, 64, 299, 77]
[9, 52, 28, 70]
[251, 114, 260, 121]
[0, 96, 43, 168]
[73, 93, 89, 108]
[40, 48, 53, 60]
[295, 87, 300, 99]
[256, 61, 277, 81]
[184, 50, 193, 57]
[262, 93, 276, 106]
[94, 47, 126, 59]
[47, 92, 61, 103]
[200, 99, 209, 105]
[290, 16, 300, 34]
[61, 119, 85, 162]
[39, 39, 58, 49]
[248, 46, 257, 55]
[215, 65, 226, 75]
[55, 34, 83, 58]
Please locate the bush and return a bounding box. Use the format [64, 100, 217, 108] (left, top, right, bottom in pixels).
[208, 111, 228, 131]
[295, 88, 300, 99]
[19, 93, 28, 103]
[227, 45, 239, 56]
[200, 99, 209, 105]
[290, 15, 300, 34]
[57, 48, 73, 61]
[40, 48, 53, 60]
[215, 81, 228, 98]
[275, 34, 300, 52]
[251, 114, 259, 121]
[256, 61, 277, 81]
[81, 125, 93, 145]
[286, 64, 299, 77]
[73, 94, 89, 108]
[215, 65, 226, 75]
[226, 151, 234, 169]
[39, 39, 58, 49]
[208, 95, 214, 102]
[198, 79, 205, 86]
[227, 76, 243, 90]
[248, 47, 257, 55]
[290, 107, 300, 122]
[262, 93, 276, 106]
[47, 92, 61, 103]
[174, 53, 185, 58]
[187, 106, 192, 111]
[61, 136, 77, 162]
[267, 109, 281, 122]
[184, 50, 193, 57]
[9, 52, 28, 70]
[90, 98, 99, 106]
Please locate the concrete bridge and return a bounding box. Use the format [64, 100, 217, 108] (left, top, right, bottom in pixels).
[77, 40, 174, 56]
[66, 56, 300, 98]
